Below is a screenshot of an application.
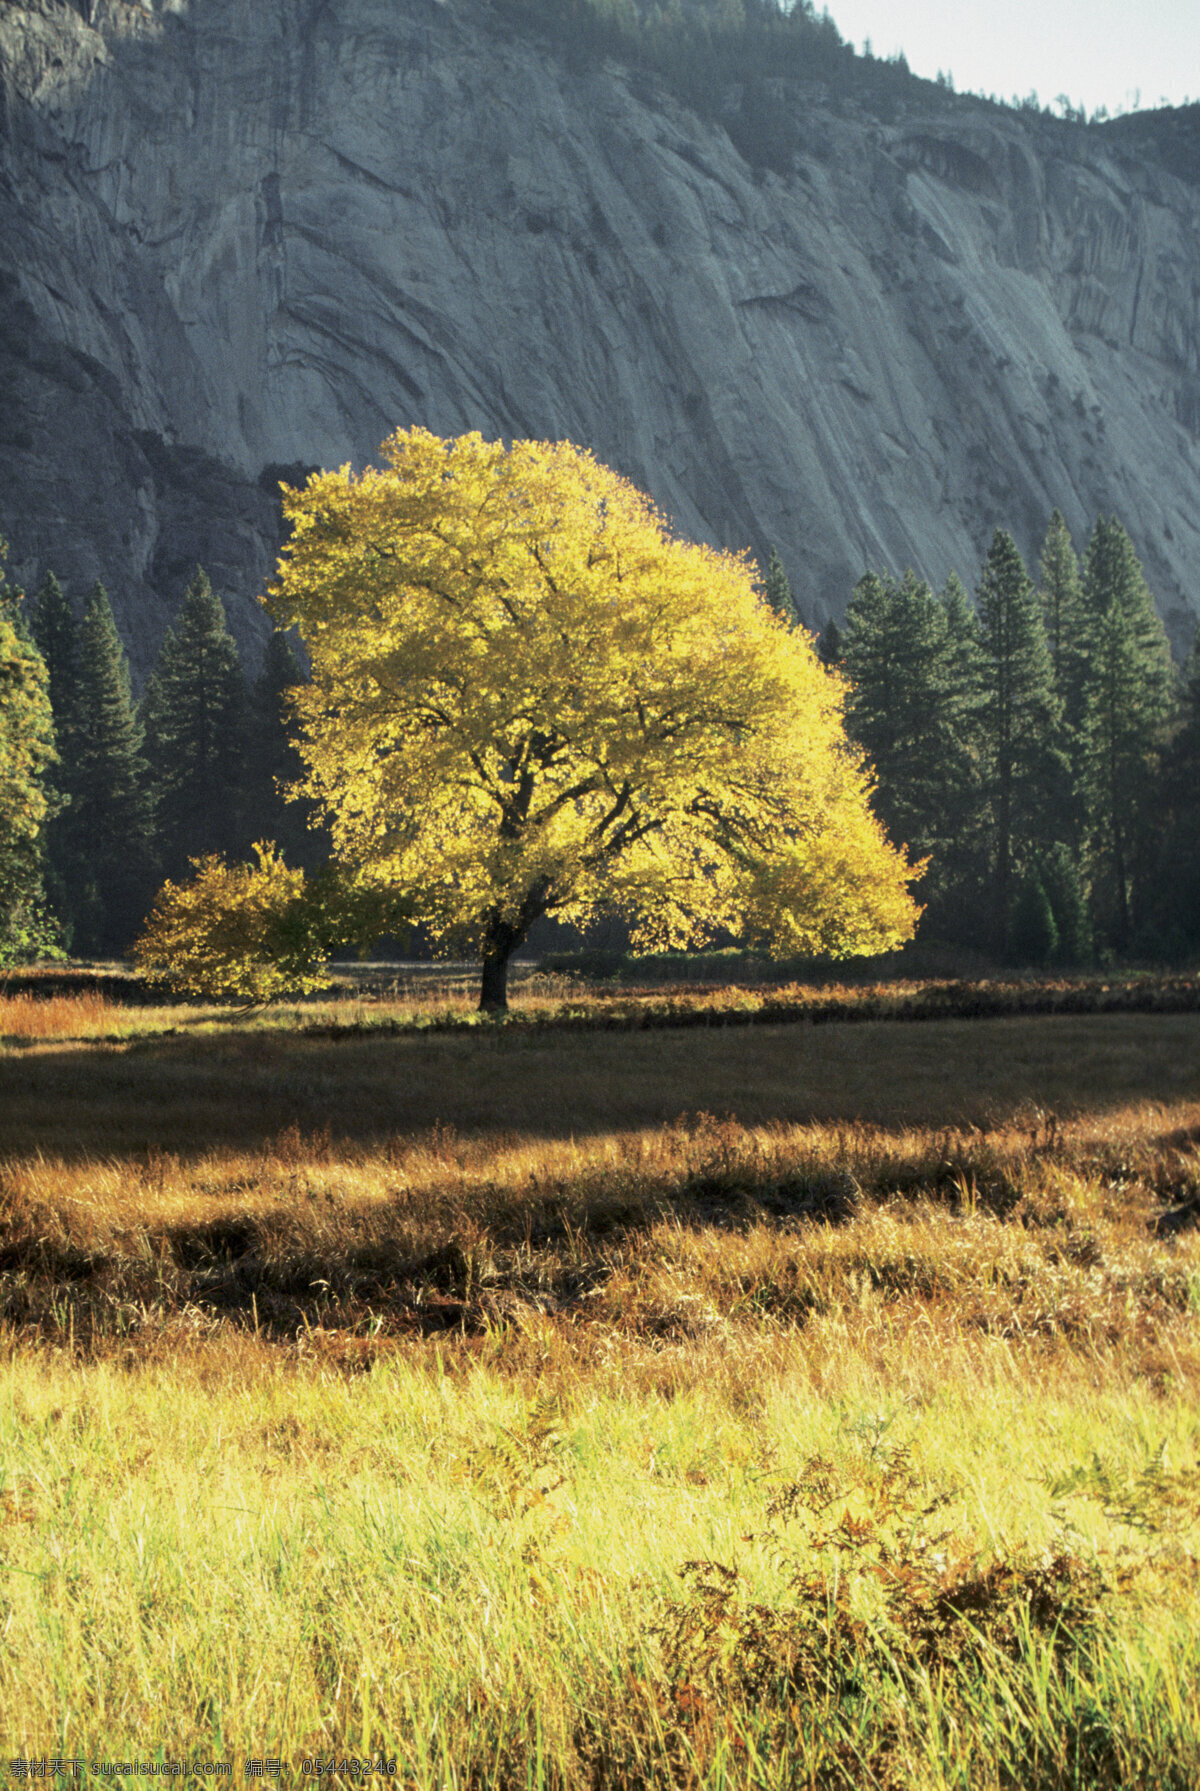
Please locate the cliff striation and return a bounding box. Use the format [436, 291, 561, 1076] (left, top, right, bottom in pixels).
[2, 0, 1198, 670]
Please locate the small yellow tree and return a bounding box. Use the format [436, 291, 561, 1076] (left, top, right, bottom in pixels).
[268, 429, 922, 1009]
[133, 842, 332, 1004]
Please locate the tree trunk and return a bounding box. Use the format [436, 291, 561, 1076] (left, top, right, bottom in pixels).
[1113, 822, 1130, 952]
[478, 881, 552, 1013]
[478, 947, 512, 1013]
[479, 915, 521, 1013]
[994, 772, 1011, 958]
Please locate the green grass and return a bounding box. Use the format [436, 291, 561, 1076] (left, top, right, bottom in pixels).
[2, 1346, 1198, 1780]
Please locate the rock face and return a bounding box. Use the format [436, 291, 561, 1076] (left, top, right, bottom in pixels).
[2, 0, 1199, 673]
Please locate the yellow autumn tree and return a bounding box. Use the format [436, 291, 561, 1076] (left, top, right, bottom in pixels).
[133, 842, 333, 1005]
[267, 428, 922, 1010]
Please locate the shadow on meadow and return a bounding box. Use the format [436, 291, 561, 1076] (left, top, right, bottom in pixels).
[3, 1008, 1200, 1163]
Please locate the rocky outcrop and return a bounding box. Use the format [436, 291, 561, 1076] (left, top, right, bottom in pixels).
[1, 0, 1198, 672]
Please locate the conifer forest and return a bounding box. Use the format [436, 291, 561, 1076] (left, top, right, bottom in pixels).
[2, 503, 1195, 972]
[2, 560, 322, 965]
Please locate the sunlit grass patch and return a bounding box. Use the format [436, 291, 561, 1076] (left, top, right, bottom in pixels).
[3, 964, 1198, 1056]
[0, 988, 120, 1041]
[0, 1345, 1197, 1779]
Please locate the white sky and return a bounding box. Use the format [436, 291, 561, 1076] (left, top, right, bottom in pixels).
[824, 0, 1198, 116]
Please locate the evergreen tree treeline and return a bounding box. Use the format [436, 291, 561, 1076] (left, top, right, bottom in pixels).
[840, 566, 986, 945]
[143, 568, 248, 884]
[71, 583, 154, 954]
[839, 513, 1190, 964]
[23, 566, 323, 958]
[4, 515, 1198, 970]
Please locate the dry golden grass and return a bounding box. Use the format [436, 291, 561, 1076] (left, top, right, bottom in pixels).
[0, 993, 1197, 1391]
[0, 984, 1198, 1780]
[1, 1092, 1196, 1390]
[0, 987, 119, 1040]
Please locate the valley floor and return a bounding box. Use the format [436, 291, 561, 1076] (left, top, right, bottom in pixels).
[0, 982, 1197, 1785]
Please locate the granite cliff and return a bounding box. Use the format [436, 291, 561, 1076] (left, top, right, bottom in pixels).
[2, 0, 1198, 672]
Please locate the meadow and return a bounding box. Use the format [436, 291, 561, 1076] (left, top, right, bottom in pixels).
[0, 971, 1198, 1786]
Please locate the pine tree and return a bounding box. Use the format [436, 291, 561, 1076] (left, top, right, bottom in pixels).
[936, 570, 990, 940]
[1036, 510, 1089, 850]
[816, 616, 843, 668]
[1078, 518, 1174, 951]
[1038, 841, 1091, 967]
[27, 572, 82, 937]
[1037, 510, 1088, 731]
[241, 630, 325, 868]
[1009, 867, 1058, 966]
[28, 573, 79, 741]
[762, 546, 800, 628]
[939, 572, 988, 711]
[975, 529, 1068, 954]
[70, 584, 155, 955]
[143, 567, 247, 883]
[842, 569, 985, 938]
[841, 570, 907, 801]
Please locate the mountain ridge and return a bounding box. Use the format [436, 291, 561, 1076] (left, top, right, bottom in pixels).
[1, 0, 1198, 671]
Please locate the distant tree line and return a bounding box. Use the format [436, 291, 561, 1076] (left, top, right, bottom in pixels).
[488, 0, 1156, 174]
[768, 513, 1199, 965]
[2, 507, 1197, 973]
[9, 566, 324, 960]
[487, 0, 915, 172]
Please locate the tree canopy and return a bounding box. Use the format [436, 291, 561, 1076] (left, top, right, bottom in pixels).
[267, 428, 921, 1008]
